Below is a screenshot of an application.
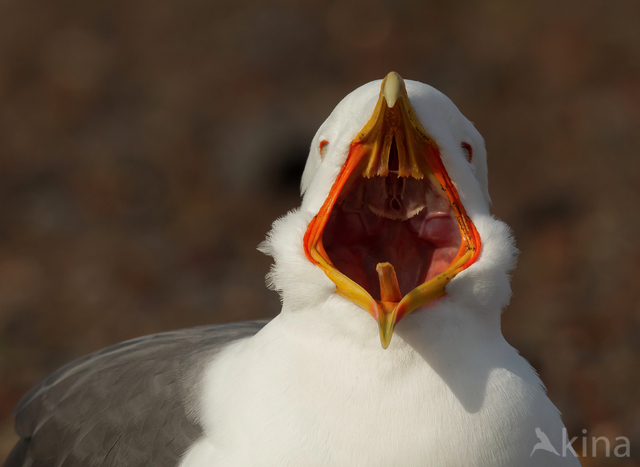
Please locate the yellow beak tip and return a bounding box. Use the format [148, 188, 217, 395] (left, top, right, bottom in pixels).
[378, 318, 396, 349]
[382, 71, 405, 108]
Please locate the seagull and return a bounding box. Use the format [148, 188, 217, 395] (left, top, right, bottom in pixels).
[5, 72, 580, 467]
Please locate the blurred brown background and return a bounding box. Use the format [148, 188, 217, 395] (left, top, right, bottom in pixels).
[1, 0, 639, 464]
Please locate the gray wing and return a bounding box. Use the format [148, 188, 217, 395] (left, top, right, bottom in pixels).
[4, 320, 268, 467]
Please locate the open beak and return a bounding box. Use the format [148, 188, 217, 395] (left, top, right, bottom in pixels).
[304, 72, 481, 348]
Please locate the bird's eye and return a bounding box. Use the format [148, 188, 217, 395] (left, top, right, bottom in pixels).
[319, 140, 329, 159]
[461, 142, 473, 162]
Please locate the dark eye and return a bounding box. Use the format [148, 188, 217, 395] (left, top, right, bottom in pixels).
[319, 140, 329, 159]
[461, 142, 473, 162]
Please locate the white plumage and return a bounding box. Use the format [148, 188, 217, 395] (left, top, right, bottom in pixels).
[6, 75, 580, 467]
[180, 77, 581, 466]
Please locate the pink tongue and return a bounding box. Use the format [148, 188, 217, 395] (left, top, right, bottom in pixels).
[409, 215, 460, 280]
[409, 215, 460, 247]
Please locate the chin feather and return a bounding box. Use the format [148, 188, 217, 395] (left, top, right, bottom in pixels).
[258, 209, 335, 311]
[447, 215, 519, 314]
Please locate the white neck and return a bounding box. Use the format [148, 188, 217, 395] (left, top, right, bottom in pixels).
[187, 294, 574, 466]
[182, 210, 577, 467]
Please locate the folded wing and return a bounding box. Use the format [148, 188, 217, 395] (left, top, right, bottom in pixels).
[5, 321, 267, 467]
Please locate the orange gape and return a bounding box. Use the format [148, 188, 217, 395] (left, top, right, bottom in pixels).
[304, 72, 481, 348]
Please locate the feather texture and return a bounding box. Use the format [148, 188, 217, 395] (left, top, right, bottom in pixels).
[6, 322, 266, 467]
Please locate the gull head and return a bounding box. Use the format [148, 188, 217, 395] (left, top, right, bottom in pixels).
[261, 73, 516, 349]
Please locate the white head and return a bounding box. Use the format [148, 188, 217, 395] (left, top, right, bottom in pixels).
[260, 73, 517, 349]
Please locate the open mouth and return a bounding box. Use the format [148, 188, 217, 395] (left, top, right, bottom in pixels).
[323, 140, 462, 301]
[304, 72, 481, 348]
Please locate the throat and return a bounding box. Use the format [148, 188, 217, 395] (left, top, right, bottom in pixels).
[322, 172, 461, 301]
[324, 215, 456, 298]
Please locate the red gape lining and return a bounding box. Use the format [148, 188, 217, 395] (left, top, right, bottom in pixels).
[323, 142, 461, 301]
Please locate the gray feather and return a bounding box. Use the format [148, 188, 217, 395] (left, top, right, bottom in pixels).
[5, 320, 268, 467]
